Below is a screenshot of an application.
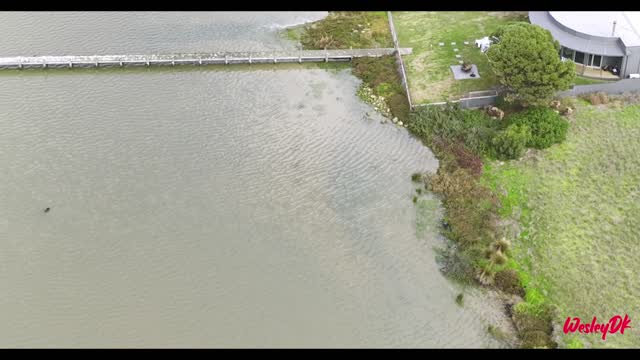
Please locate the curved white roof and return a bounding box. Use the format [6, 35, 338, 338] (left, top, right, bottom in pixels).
[550, 11, 640, 47]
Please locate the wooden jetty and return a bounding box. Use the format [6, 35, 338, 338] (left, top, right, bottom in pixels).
[0, 48, 412, 70]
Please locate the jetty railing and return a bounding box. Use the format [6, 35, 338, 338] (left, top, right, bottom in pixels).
[0, 49, 413, 70]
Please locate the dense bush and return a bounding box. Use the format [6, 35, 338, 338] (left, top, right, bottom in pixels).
[581, 91, 609, 105]
[427, 168, 499, 248]
[487, 22, 575, 106]
[431, 137, 484, 177]
[495, 269, 525, 297]
[409, 104, 499, 156]
[492, 124, 531, 160]
[298, 12, 392, 49]
[520, 330, 556, 349]
[352, 56, 410, 122]
[507, 107, 568, 149]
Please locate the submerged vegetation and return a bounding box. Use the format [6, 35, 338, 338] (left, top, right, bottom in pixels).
[287, 12, 411, 124]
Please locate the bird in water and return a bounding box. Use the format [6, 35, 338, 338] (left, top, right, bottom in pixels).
[44, 207, 50, 213]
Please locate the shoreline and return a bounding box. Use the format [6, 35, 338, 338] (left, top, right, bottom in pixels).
[281, 11, 529, 348]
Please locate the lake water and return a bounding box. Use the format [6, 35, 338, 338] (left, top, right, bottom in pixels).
[0, 12, 511, 347]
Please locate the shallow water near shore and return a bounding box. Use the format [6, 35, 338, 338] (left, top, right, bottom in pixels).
[0, 12, 511, 347]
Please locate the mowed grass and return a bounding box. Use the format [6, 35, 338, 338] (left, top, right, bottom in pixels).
[393, 12, 527, 104]
[483, 102, 640, 348]
[573, 76, 608, 86]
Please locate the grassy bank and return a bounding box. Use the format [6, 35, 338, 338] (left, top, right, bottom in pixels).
[408, 101, 584, 348]
[285, 12, 410, 123]
[572, 76, 608, 86]
[482, 100, 640, 348]
[393, 12, 527, 104]
[286, 12, 392, 49]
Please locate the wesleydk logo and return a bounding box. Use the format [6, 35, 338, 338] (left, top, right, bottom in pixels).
[563, 315, 632, 340]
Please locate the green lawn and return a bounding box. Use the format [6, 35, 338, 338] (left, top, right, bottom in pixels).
[483, 101, 640, 348]
[573, 76, 608, 86]
[393, 12, 527, 104]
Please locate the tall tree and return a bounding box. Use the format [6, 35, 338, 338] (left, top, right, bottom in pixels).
[487, 23, 575, 106]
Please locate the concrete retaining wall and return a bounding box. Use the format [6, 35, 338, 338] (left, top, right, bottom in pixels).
[557, 78, 640, 97]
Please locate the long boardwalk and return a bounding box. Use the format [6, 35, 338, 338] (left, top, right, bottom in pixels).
[0, 48, 412, 70]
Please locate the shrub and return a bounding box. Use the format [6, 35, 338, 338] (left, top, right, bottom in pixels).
[487, 324, 510, 343]
[409, 104, 499, 156]
[409, 103, 465, 144]
[512, 307, 553, 334]
[583, 91, 609, 105]
[487, 22, 575, 106]
[411, 172, 423, 182]
[352, 56, 410, 122]
[507, 107, 568, 149]
[298, 12, 392, 49]
[460, 110, 499, 155]
[494, 269, 525, 297]
[489, 251, 508, 265]
[559, 97, 575, 110]
[455, 293, 464, 306]
[566, 337, 585, 349]
[492, 238, 511, 253]
[520, 330, 556, 349]
[431, 138, 484, 177]
[449, 142, 484, 177]
[427, 168, 499, 247]
[492, 124, 531, 160]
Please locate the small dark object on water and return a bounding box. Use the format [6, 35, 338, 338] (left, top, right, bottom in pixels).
[44, 207, 50, 213]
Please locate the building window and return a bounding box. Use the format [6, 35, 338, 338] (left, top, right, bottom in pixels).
[575, 51, 585, 64]
[592, 55, 602, 68]
[562, 47, 575, 60]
